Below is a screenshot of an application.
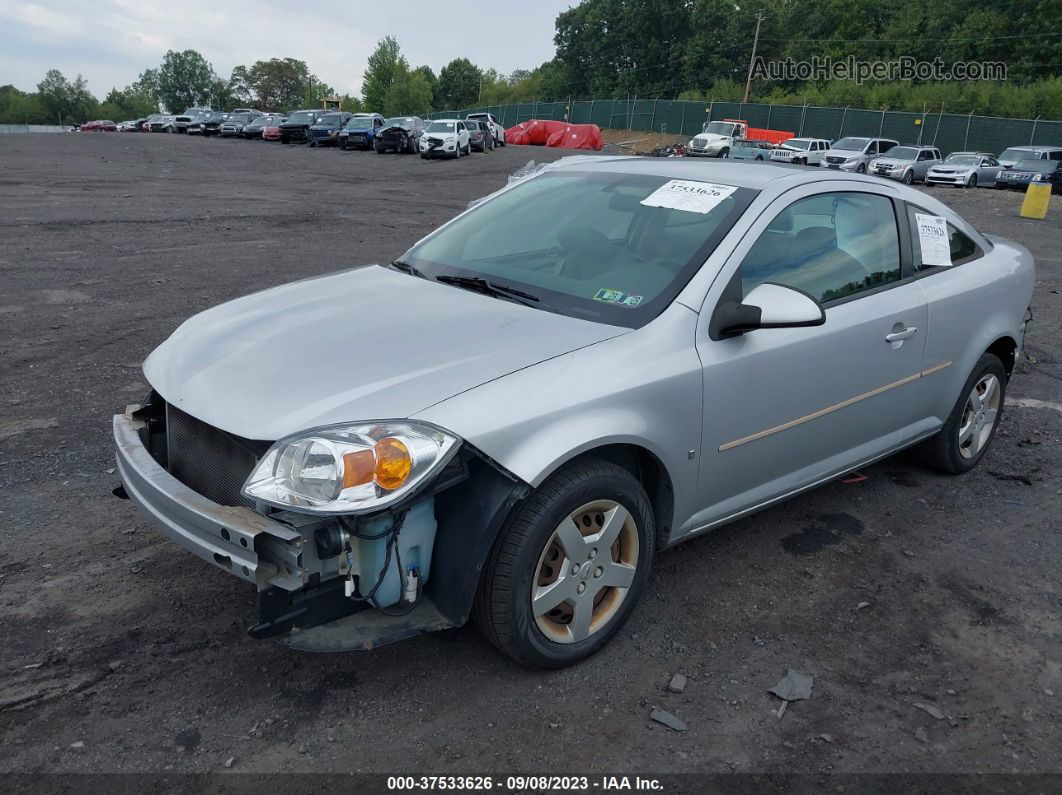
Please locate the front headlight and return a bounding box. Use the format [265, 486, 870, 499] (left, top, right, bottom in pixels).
[242, 421, 460, 514]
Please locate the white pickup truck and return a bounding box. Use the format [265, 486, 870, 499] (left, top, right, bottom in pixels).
[768, 138, 832, 166]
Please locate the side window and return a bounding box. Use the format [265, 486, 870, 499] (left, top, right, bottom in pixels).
[740, 192, 902, 304]
[880, 141, 896, 154]
[906, 205, 982, 270]
[866, 141, 878, 155]
[1051, 150, 1062, 161]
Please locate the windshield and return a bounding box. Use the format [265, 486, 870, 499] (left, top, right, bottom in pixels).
[286, 111, 317, 124]
[832, 137, 871, 151]
[402, 171, 756, 329]
[1014, 160, 1052, 171]
[228, 113, 253, 123]
[945, 154, 979, 166]
[345, 115, 376, 129]
[703, 121, 737, 136]
[427, 121, 457, 133]
[385, 117, 416, 127]
[1000, 148, 1036, 161]
[783, 139, 811, 150]
[315, 113, 344, 126]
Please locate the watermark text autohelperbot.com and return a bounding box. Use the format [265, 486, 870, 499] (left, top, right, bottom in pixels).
[753, 56, 1007, 84]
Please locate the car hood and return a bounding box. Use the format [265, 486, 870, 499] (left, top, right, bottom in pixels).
[691, 133, 728, 145]
[825, 148, 864, 158]
[930, 164, 975, 173]
[143, 266, 626, 440]
[872, 157, 913, 167]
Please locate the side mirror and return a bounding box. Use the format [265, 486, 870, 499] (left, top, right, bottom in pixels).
[714, 283, 826, 338]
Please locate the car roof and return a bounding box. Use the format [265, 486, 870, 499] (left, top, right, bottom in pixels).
[551, 156, 894, 190]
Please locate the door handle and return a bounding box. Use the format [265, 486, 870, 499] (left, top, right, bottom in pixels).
[885, 326, 918, 343]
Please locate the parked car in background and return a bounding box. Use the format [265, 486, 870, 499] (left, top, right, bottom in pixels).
[128, 117, 150, 132]
[175, 109, 212, 134]
[466, 112, 507, 145]
[868, 145, 941, 184]
[117, 120, 140, 132]
[280, 109, 326, 144]
[997, 145, 1062, 169]
[820, 137, 899, 173]
[420, 119, 471, 159]
[728, 139, 776, 161]
[146, 115, 177, 133]
[925, 152, 1001, 188]
[262, 122, 283, 142]
[80, 120, 117, 132]
[769, 138, 832, 166]
[221, 110, 263, 138]
[687, 119, 793, 158]
[243, 114, 285, 139]
[308, 111, 354, 147]
[339, 113, 385, 150]
[200, 112, 230, 137]
[465, 119, 495, 152]
[995, 159, 1062, 193]
[374, 116, 426, 153]
[114, 160, 1034, 668]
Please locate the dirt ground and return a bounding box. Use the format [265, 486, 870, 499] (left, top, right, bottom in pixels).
[1, 133, 1061, 784]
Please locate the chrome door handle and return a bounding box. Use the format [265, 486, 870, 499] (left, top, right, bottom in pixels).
[885, 326, 918, 343]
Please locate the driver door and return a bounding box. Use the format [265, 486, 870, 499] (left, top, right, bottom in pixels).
[686, 183, 930, 533]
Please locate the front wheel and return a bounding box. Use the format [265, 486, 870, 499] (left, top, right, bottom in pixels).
[918, 353, 1006, 474]
[474, 460, 654, 668]
[968, 174, 978, 188]
[718, 148, 729, 159]
[902, 170, 914, 184]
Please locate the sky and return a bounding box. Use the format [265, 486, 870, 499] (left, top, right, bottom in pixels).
[0, 0, 577, 97]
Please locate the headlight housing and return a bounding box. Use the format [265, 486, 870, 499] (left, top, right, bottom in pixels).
[242, 421, 460, 514]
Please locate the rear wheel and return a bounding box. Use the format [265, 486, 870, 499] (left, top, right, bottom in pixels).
[856, 162, 866, 173]
[919, 353, 1006, 474]
[474, 460, 654, 668]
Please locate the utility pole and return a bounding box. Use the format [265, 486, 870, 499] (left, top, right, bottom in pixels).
[743, 11, 764, 104]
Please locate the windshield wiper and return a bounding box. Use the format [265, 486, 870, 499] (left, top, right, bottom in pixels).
[389, 259, 425, 278]
[434, 275, 541, 305]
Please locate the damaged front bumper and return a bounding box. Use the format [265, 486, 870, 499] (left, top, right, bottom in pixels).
[113, 404, 529, 651]
[113, 408, 303, 590]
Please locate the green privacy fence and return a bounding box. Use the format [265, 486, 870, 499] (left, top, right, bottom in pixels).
[429, 99, 1062, 156]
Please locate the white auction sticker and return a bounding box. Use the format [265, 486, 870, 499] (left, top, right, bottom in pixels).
[914, 213, 952, 267]
[640, 180, 737, 214]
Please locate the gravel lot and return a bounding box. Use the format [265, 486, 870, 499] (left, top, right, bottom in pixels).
[1, 133, 1060, 780]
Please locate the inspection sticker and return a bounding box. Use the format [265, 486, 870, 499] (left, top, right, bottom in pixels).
[640, 180, 737, 214]
[914, 213, 952, 267]
[594, 288, 645, 307]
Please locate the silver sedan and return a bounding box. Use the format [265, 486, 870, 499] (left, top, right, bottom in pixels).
[114, 158, 1035, 667]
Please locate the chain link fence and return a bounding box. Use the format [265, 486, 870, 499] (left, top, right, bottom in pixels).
[428, 100, 1062, 156]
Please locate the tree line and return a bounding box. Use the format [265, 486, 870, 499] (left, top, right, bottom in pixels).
[2, 0, 1060, 125]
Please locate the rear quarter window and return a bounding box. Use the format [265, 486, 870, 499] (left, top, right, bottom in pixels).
[906, 205, 982, 270]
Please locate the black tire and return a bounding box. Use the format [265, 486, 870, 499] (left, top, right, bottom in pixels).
[718, 148, 729, 159]
[969, 174, 978, 188]
[421, 153, 428, 159]
[375, 143, 384, 154]
[918, 353, 1007, 474]
[488, 135, 495, 151]
[902, 170, 914, 184]
[856, 162, 866, 173]
[281, 137, 289, 144]
[473, 459, 655, 668]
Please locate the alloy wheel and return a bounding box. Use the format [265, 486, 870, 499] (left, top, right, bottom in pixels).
[958, 373, 1001, 459]
[531, 500, 639, 644]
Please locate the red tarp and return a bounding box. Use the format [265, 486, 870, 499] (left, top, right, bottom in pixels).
[545, 124, 604, 151]
[505, 119, 567, 146]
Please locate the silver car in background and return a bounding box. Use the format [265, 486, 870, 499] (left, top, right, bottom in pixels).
[869, 145, 941, 184]
[113, 159, 1035, 668]
[821, 137, 899, 173]
[925, 152, 1002, 188]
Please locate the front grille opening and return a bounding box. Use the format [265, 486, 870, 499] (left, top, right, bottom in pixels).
[165, 403, 271, 507]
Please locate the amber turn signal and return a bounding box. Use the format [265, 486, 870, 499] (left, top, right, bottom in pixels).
[374, 437, 412, 490]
